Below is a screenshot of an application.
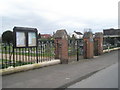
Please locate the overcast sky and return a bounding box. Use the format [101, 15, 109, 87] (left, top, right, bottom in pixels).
[0, 0, 119, 35]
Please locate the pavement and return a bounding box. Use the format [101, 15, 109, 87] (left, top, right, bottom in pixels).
[2, 50, 119, 88]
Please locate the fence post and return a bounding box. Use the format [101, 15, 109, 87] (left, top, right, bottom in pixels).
[54, 29, 68, 64]
[77, 40, 79, 61]
[94, 32, 103, 55]
[83, 32, 94, 59]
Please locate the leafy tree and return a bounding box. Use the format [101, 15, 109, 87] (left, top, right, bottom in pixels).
[2, 30, 13, 44]
[38, 33, 41, 39]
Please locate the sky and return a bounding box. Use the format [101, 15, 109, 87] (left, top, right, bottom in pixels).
[0, 0, 119, 35]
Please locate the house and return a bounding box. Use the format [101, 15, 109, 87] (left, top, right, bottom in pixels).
[40, 34, 52, 39]
[71, 31, 83, 39]
[103, 28, 120, 46]
[103, 28, 120, 37]
[38, 33, 52, 39]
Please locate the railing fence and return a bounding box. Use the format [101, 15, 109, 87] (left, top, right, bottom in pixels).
[0, 40, 55, 69]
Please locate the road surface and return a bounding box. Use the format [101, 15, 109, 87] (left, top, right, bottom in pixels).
[68, 63, 118, 88]
[2, 50, 118, 88]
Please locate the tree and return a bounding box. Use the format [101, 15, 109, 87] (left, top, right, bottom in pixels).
[2, 30, 13, 44]
[84, 28, 92, 33]
[38, 33, 41, 39]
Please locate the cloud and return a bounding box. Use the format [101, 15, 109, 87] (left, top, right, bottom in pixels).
[0, 0, 119, 35]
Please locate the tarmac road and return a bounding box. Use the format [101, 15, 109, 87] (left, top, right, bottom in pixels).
[68, 63, 118, 88]
[2, 50, 118, 88]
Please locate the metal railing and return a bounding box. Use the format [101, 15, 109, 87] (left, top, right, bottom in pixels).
[0, 40, 55, 69]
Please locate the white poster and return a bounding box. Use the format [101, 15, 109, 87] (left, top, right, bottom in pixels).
[28, 32, 36, 46]
[16, 32, 26, 47]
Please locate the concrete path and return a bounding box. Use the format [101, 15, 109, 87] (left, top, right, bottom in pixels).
[2, 50, 118, 88]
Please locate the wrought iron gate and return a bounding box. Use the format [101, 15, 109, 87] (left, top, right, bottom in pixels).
[68, 39, 83, 62]
[94, 40, 99, 56]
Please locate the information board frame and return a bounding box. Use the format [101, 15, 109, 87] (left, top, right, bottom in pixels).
[13, 27, 38, 48]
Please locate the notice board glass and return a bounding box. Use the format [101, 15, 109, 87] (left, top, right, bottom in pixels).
[16, 32, 26, 47]
[28, 32, 36, 47]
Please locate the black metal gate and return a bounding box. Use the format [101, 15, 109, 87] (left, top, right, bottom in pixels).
[83, 40, 87, 59]
[94, 40, 98, 56]
[68, 39, 83, 62]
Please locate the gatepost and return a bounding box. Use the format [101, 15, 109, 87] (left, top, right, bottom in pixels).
[94, 32, 103, 55]
[83, 32, 94, 59]
[54, 30, 68, 64]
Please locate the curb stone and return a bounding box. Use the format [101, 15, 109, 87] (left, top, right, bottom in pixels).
[0, 59, 60, 76]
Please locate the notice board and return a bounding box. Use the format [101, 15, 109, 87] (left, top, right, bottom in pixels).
[13, 27, 38, 48]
